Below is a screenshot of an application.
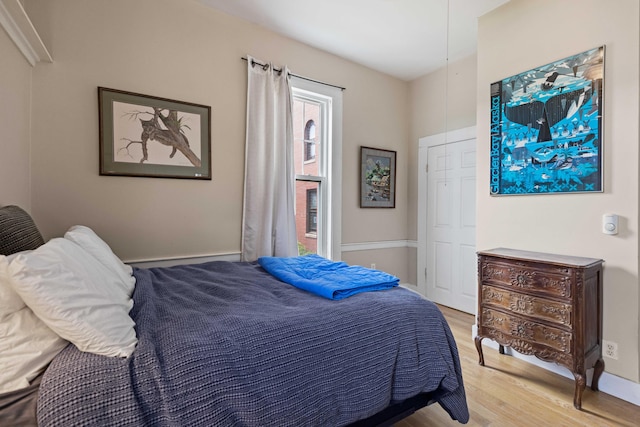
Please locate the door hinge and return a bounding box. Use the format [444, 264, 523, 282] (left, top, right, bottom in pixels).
[425, 163, 428, 173]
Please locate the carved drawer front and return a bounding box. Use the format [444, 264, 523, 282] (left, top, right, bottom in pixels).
[481, 285, 572, 328]
[480, 260, 572, 300]
[481, 307, 572, 354]
[481, 327, 575, 368]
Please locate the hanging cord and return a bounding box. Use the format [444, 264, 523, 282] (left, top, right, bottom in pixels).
[242, 57, 346, 91]
[444, 0, 450, 138]
[444, 0, 450, 186]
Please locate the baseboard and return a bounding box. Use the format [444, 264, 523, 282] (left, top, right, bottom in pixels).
[400, 283, 419, 293]
[471, 324, 640, 407]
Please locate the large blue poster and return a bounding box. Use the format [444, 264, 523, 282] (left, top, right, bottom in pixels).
[490, 46, 604, 195]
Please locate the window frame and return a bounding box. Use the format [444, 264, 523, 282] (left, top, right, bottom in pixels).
[291, 78, 342, 260]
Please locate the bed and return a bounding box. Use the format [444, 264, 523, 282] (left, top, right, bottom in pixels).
[0, 205, 469, 426]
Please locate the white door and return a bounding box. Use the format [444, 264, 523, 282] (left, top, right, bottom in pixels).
[417, 127, 476, 314]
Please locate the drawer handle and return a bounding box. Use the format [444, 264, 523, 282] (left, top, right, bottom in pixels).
[516, 296, 528, 310]
[511, 322, 533, 339]
[510, 270, 533, 287]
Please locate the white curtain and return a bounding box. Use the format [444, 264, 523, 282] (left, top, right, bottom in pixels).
[241, 56, 298, 261]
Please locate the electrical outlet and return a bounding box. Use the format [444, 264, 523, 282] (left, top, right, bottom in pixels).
[370, 263, 376, 269]
[603, 340, 618, 360]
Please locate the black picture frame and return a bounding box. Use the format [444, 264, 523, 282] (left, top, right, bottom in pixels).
[360, 146, 396, 208]
[98, 87, 211, 179]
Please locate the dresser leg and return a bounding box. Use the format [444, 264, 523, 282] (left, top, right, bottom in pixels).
[573, 372, 586, 410]
[591, 358, 605, 391]
[474, 336, 485, 366]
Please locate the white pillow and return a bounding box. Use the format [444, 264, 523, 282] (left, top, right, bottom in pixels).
[7, 238, 137, 358]
[0, 255, 68, 394]
[64, 225, 135, 297]
[0, 254, 26, 312]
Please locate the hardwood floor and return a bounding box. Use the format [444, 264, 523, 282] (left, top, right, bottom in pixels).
[395, 305, 640, 427]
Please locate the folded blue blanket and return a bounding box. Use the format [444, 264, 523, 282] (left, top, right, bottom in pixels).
[258, 254, 399, 300]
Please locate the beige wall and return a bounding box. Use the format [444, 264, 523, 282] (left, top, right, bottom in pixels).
[478, 0, 639, 382]
[0, 28, 32, 211]
[22, 0, 411, 278]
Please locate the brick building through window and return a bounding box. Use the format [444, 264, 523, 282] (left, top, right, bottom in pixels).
[293, 97, 320, 255]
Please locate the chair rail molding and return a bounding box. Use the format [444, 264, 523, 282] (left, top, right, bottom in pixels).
[342, 240, 415, 252]
[0, 0, 52, 66]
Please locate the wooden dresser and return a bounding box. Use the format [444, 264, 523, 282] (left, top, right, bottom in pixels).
[474, 248, 604, 409]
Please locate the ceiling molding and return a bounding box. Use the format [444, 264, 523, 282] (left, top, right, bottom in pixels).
[0, 0, 52, 66]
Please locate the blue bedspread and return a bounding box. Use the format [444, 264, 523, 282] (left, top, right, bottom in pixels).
[37, 261, 469, 426]
[258, 254, 399, 300]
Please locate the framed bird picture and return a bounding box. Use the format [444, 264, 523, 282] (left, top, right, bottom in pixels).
[489, 46, 604, 195]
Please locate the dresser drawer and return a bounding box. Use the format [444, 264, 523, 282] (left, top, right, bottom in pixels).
[481, 307, 572, 354]
[480, 259, 572, 299]
[481, 285, 572, 328]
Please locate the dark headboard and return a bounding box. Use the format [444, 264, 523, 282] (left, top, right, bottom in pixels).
[0, 205, 45, 256]
[0, 207, 47, 424]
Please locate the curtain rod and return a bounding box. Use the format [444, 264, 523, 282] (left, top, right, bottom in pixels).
[241, 57, 346, 91]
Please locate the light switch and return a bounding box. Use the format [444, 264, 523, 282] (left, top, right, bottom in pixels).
[602, 214, 618, 235]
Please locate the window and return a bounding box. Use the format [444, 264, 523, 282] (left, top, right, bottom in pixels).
[292, 78, 342, 259]
[304, 120, 316, 161]
[306, 188, 317, 233]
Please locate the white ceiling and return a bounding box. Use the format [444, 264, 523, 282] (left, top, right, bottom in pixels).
[198, 0, 509, 81]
